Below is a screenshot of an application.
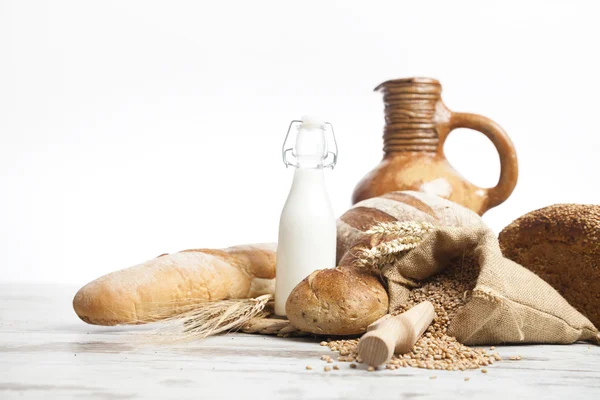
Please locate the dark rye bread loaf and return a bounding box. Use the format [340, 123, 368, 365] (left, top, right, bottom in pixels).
[499, 204, 600, 329]
[286, 191, 486, 335]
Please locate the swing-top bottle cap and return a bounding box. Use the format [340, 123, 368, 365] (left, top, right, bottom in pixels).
[282, 116, 338, 169]
[299, 115, 326, 129]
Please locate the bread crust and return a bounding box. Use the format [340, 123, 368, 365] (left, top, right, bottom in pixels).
[285, 266, 388, 335]
[73, 244, 276, 325]
[499, 204, 600, 328]
[336, 191, 485, 263]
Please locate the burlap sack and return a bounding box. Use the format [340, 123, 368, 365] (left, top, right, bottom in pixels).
[382, 226, 600, 345]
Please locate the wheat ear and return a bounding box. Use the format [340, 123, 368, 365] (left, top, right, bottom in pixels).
[355, 221, 434, 270]
[149, 294, 274, 343]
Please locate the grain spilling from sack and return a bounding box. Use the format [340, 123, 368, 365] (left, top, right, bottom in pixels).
[322, 254, 512, 371]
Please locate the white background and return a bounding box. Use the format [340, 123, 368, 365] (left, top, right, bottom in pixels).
[1, 0, 599, 285]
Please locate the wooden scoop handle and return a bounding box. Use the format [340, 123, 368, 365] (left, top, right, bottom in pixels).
[357, 301, 435, 367]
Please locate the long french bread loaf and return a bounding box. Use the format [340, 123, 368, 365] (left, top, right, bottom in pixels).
[286, 191, 485, 335]
[73, 244, 276, 325]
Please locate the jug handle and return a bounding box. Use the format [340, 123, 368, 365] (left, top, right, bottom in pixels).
[445, 112, 518, 211]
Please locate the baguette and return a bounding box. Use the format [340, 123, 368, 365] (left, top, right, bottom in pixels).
[73, 243, 276, 325]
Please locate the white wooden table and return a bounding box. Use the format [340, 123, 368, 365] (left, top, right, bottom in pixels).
[1, 284, 599, 399]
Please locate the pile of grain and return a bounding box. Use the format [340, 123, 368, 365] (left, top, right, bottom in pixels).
[322, 253, 507, 371]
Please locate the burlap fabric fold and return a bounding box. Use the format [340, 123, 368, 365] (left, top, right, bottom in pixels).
[382, 226, 600, 345]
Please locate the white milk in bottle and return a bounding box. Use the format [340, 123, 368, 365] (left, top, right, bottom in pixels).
[275, 116, 338, 316]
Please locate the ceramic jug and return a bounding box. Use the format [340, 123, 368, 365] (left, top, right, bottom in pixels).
[352, 78, 518, 215]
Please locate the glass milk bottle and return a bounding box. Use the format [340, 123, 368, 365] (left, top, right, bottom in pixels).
[274, 116, 338, 316]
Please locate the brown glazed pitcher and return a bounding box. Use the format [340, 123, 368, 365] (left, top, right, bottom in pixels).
[352, 78, 518, 215]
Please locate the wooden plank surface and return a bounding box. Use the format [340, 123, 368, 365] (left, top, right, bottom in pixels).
[0, 283, 598, 399]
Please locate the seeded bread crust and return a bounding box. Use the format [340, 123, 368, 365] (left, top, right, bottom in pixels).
[498, 204, 600, 328]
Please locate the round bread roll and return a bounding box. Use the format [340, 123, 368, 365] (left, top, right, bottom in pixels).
[499, 204, 600, 329]
[285, 266, 388, 335]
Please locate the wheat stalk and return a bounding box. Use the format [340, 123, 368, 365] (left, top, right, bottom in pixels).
[355, 221, 434, 270]
[148, 294, 275, 343]
[366, 221, 434, 237]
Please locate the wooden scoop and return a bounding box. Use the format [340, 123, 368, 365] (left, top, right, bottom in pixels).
[357, 301, 435, 367]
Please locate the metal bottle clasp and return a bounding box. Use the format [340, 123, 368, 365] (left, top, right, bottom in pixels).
[281, 120, 338, 169]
